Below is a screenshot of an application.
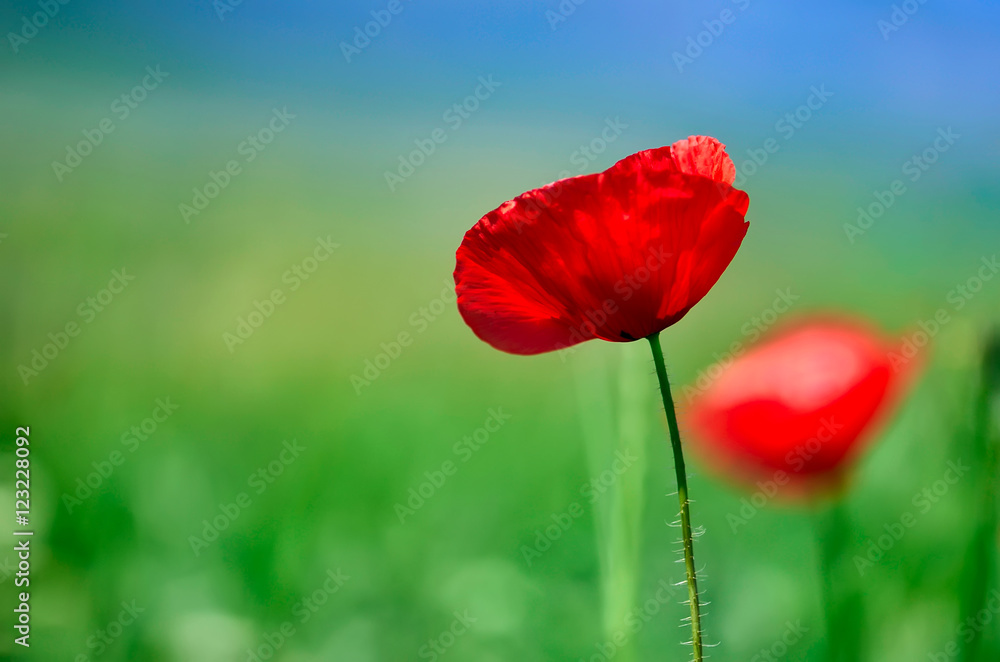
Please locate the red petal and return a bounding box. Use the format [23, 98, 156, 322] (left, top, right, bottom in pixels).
[685, 319, 919, 493]
[612, 136, 737, 186]
[455, 136, 749, 355]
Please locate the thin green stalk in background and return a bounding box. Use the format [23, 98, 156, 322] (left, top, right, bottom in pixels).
[647, 332, 704, 661]
[817, 502, 867, 662]
[959, 330, 1000, 662]
[575, 344, 649, 662]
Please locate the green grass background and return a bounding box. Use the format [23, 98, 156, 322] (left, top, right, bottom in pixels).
[2, 2, 1000, 659]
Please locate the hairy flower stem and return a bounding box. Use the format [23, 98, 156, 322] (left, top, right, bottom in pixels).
[647, 333, 703, 661]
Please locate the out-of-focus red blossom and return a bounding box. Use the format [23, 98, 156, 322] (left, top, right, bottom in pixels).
[685, 319, 921, 497]
[454, 136, 749, 355]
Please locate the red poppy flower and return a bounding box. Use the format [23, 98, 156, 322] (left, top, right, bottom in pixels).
[454, 136, 749, 355]
[685, 318, 920, 494]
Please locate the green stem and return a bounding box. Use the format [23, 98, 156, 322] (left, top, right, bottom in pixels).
[959, 330, 1000, 662]
[816, 502, 865, 662]
[647, 332, 703, 661]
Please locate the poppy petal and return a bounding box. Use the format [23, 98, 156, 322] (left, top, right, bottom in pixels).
[685, 319, 919, 495]
[455, 136, 749, 355]
[610, 136, 737, 186]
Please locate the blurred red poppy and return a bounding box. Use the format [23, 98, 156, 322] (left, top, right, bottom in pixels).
[454, 136, 749, 355]
[686, 319, 920, 495]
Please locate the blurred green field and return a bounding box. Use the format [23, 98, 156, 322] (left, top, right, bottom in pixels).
[1, 115, 998, 659]
[3, 3, 1000, 655]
